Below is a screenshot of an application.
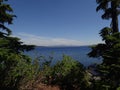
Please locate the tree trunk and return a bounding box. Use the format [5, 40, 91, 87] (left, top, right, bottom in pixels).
[111, 1, 119, 33]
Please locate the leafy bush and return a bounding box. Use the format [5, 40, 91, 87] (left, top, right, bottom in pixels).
[42, 55, 90, 90]
[0, 48, 35, 89]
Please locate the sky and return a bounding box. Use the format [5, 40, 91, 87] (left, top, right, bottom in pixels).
[7, 0, 112, 46]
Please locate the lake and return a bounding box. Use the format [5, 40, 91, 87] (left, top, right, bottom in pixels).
[25, 46, 102, 67]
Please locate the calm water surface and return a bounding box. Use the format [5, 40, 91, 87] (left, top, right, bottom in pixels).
[25, 46, 102, 67]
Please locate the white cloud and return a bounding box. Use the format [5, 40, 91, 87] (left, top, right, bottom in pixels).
[15, 33, 85, 46]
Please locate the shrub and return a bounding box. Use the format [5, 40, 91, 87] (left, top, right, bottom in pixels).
[42, 55, 90, 90]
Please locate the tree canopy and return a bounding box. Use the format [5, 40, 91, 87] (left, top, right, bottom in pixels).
[0, 0, 16, 36]
[96, 0, 120, 33]
[0, 0, 35, 89]
[88, 0, 120, 89]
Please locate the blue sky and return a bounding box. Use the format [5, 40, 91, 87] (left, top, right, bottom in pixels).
[8, 0, 112, 46]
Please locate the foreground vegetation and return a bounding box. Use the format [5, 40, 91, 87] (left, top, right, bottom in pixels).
[0, 0, 120, 90]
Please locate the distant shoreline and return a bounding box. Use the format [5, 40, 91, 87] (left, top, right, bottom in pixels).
[35, 45, 91, 48]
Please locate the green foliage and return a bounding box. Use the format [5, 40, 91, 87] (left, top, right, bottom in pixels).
[96, 0, 120, 33]
[96, 0, 120, 19]
[0, 0, 16, 36]
[117, 87, 120, 90]
[88, 0, 120, 90]
[0, 37, 34, 54]
[42, 55, 90, 90]
[89, 30, 120, 89]
[0, 49, 35, 89]
[88, 30, 120, 58]
[0, 0, 36, 89]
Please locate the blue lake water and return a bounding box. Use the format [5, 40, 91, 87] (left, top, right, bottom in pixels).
[25, 46, 102, 67]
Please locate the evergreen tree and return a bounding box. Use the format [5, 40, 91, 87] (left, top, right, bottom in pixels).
[0, 0, 16, 37]
[0, 0, 35, 89]
[88, 0, 120, 89]
[96, 0, 120, 33]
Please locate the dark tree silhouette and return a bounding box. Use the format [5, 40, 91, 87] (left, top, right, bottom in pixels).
[0, 0, 35, 89]
[0, 0, 16, 37]
[96, 0, 120, 33]
[88, 0, 120, 89]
